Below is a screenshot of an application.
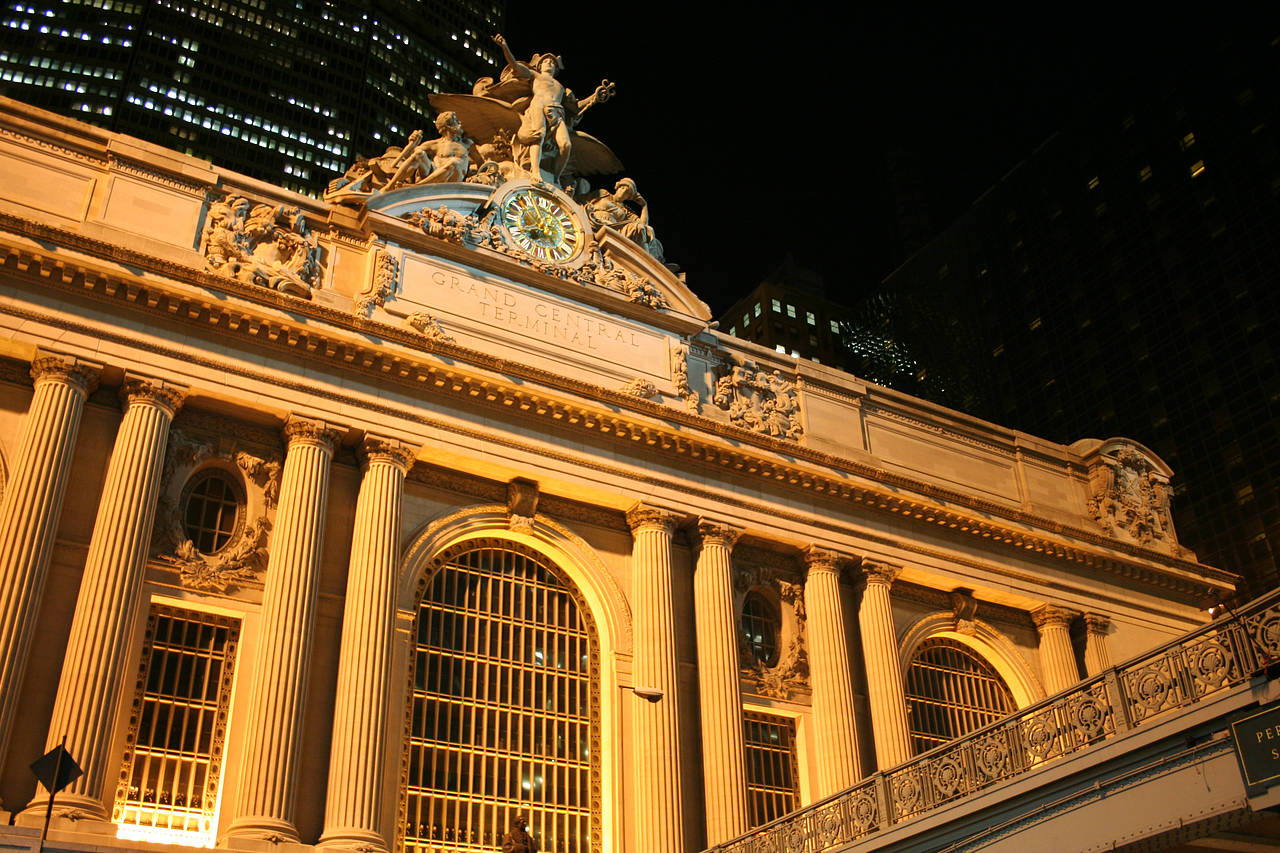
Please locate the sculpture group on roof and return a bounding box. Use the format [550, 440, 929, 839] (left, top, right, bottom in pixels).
[324, 33, 666, 264]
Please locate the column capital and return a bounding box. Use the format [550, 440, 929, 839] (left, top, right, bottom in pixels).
[120, 374, 186, 416]
[1031, 604, 1080, 631]
[283, 415, 342, 452]
[693, 519, 742, 550]
[859, 558, 901, 588]
[30, 353, 101, 394]
[803, 546, 845, 576]
[1082, 612, 1111, 634]
[359, 435, 418, 472]
[626, 503, 680, 535]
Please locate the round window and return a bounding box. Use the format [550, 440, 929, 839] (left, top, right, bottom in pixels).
[182, 470, 244, 555]
[741, 591, 781, 667]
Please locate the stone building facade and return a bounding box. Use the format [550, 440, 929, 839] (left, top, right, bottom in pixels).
[0, 96, 1236, 853]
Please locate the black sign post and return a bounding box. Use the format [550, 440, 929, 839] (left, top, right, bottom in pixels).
[29, 737, 84, 853]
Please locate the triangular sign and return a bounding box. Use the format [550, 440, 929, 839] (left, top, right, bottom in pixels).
[30, 744, 83, 794]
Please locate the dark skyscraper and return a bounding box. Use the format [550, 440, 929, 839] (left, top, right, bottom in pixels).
[872, 30, 1280, 594]
[0, 0, 504, 195]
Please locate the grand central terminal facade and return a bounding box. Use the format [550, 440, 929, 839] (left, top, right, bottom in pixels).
[0, 88, 1237, 853]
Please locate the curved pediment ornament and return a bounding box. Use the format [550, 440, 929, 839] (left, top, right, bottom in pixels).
[151, 429, 281, 592]
[199, 195, 321, 297]
[713, 360, 803, 440]
[1081, 438, 1177, 549]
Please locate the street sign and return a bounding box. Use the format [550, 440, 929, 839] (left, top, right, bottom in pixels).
[30, 743, 82, 794]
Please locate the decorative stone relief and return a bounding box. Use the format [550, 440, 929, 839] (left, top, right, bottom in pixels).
[355, 250, 398, 317]
[152, 427, 282, 592]
[714, 361, 803, 440]
[403, 312, 455, 343]
[324, 111, 473, 204]
[199, 195, 320, 297]
[950, 589, 979, 636]
[403, 205, 485, 246]
[1086, 443, 1174, 547]
[506, 477, 539, 531]
[617, 378, 657, 399]
[735, 560, 810, 700]
[671, 345, 699, 411]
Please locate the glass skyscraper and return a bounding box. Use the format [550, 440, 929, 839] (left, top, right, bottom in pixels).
[0, 0, 504, 195]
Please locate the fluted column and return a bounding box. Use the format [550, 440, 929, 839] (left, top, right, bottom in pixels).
[857, 559, 912, 771]
[0, 355, 100, 782]
[691, 520, 749, 845]
[626, 504, 685, 853]
[226, 416, 340, 843]
[319, 437, 417, 851]
[1033, 605, 1081, 694]
[26, 376, 184, 818]
[803, 547, 860, 797]
[1083, 613, 1113, 677]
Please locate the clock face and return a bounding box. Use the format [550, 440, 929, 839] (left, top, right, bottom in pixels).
[500, 188, 583, 264]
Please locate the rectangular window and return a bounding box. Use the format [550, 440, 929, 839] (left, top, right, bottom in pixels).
[113, 604, 240, 848]
[785, 304, 796, 318]
[771, 298, 781, 313]
[753, 302, 762, 317]
[805, 311, 816, 326]
[829, 320, 840, 334]
[743, 313, 750, 327]
[744, 710, 801, 827]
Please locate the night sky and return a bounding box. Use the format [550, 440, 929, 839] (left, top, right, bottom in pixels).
[501, 5, 1267, 315]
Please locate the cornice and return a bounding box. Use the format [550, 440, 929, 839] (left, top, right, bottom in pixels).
[0, 221, 1236, 602]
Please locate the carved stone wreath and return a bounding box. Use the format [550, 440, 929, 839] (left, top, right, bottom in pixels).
[152, 428, 281, 592]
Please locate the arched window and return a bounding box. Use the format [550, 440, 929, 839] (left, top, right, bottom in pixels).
[904, 638, 1016, 755]
[403, 540, 601, 853]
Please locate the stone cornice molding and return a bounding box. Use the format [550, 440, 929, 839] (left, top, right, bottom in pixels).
[859, 558, 902, 589]
[625, 504, 680, 536]
[803, 546, 844, 577]
[693, 519, 742, 551]
[1031, 604, 1080, 631]
[283, 415, 342, 453]
[30, 353, 101, 395]
[120, 375, 186, 417]
[0, 227, 1238, 601]
[359, 435, 418, 472]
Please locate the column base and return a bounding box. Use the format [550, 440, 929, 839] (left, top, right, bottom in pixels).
[16, 792, 111, 832]
[222, 816, 302, 848]
[316, 827, 389, 852]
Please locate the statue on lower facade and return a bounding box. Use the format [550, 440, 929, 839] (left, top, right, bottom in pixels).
[501, 815, 538, 853]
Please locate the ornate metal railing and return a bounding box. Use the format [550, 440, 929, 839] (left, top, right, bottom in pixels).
[708, 590, 1280, 853]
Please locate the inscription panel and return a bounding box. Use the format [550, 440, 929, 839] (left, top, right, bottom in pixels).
[398, 254, 669, 379]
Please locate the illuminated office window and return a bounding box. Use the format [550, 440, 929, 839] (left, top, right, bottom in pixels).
[904, 639, 1015, 755]
[403, 541, 601, 853]
[753, 302, 761, 317]
[785, 304, 796, 318]
[805, 311, 816, 326]
[743, 711, 800, 827]
[113, 604, 240, 848]
[771, 298, 781, 313]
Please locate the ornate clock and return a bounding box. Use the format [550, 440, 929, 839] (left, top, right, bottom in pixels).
[493, 181, 587, 266]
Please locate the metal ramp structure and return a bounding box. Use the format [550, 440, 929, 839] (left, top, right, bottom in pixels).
[708, 590, 1280, 853]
